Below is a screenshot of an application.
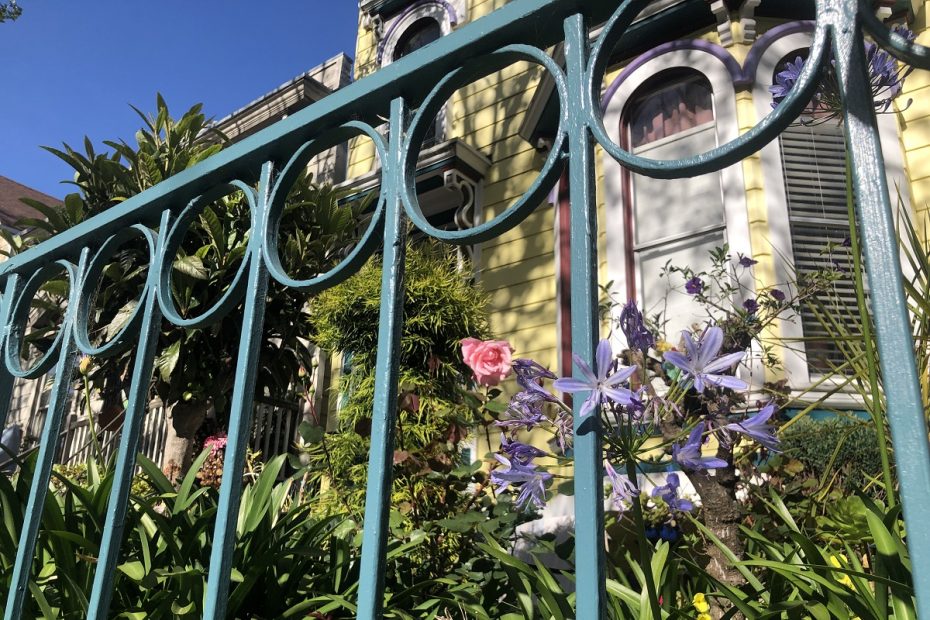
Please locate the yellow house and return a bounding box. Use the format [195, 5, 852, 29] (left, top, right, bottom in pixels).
[343, 0, 926, 464]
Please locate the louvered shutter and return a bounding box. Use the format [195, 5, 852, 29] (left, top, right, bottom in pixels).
[779, 123, 859, 374]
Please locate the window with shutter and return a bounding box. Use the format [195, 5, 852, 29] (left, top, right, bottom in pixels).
[778, 105, 860, 374]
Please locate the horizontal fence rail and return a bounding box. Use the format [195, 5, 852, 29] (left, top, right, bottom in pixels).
[1, 0, 929, 618]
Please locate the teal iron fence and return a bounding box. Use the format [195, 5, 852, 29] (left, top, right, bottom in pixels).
[1, 0, 929, 617]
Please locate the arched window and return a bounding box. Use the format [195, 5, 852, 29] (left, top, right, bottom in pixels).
[620, 69, 726, 339]
[392, 17, 442, 62]
[392, 17, 442, 145]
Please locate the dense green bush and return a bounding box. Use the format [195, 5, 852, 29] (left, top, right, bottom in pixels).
[305, 243, 490, 518]
[780, 416, 883, 494]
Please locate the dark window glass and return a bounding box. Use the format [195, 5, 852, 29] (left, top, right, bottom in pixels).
[392, 18, 442, 61]
[627, 73, 714, 149]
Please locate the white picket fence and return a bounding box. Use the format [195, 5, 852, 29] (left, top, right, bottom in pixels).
[12, 390, 303, 470]
[54, 400, 303, 468]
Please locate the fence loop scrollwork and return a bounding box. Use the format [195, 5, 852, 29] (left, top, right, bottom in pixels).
[73, 224, 158, 358]
[401, 44, 569, 244]
[859, 0, 930, 70]
[263, 121, 388, 293]
[5, 260, 79, 380]
[156, 181, 257, 329]
[588, 4, 831, 179]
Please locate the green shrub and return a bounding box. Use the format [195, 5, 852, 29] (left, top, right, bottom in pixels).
[305, 243, 490, 517]
[779, 416, 884, 494]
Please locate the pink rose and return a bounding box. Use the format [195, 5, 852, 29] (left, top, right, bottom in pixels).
[461, 338, 514, 386]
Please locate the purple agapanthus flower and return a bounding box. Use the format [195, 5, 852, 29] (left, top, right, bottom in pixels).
[743, 298, 759, 314]
[553, 339, 637, 417]
[501, 434, 547, 464]
[496, 391, 547, 432]
[738, 254, 758, 268]
[553, 410, 574, 454]
[685, 277, 704, 295]
[491, 454, 552, 510]
[620, 300, 655, 352]
[512, 359, 558, 391]
[770, 56, 806, 107]
[724, 402, 780, 452]
[663, 326, 748, 393]
[651, 473, 693, 513]
[772, 29, 913, 120]
[605, 461, 638, 513]
[769, 288, 786, 302]
[672, 425, 728, 470]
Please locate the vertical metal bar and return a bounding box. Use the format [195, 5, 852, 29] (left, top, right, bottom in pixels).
[563, 12, 606, 619]
[831, 1, 930, 615]
[87, 212, 169, 620]
[4, 254, 85, 620]
[0, 276, 22, 432]
[356, 96, 408, 620]
[203, 163, 273, 619]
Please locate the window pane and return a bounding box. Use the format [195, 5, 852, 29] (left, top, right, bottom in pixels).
[628, 74, 713, 148]
[631, 123, 724, 246]
[393, 18, 442, 61]
[638, 230, 726, 341]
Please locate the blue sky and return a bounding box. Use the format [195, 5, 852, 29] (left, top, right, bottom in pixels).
[0, 2, 361, 198]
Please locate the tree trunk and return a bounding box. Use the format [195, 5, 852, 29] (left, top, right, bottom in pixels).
[162, 401, 211, 484]
[689, 466, 746, 589]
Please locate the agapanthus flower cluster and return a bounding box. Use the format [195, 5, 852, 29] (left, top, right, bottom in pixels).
[464, 323, 782, 515]
[770, 26, 914, 124]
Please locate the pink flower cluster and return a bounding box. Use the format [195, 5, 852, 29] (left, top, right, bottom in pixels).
[461, 338, 514, 386]
[204, 433, 228, 455]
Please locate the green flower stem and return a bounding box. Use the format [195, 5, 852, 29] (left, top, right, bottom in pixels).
[845, 158, 895, 508]
[622, 425, 662, 620]
[83, 374, 104, 467]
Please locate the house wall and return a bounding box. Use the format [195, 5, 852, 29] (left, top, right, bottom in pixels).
[350, 0, 559, 461]
[904, 1, 930, 214]
[346, 1, 927, 459]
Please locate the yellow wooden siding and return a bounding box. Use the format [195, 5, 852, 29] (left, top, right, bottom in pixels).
[345, 2, 930, 465]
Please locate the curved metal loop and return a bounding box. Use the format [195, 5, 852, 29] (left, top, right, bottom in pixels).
[5, 260, 79, 379]
[401, 44, 569, 245]
[587, 0, 653, 107]
[588, 11, 832, 179]
[157, 181, 257, 328]
[73, 225, 158, 358]
[263, 121, 389, 293]
[859, 1, 930, 70]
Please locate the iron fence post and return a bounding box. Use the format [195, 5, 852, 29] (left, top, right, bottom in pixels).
[830, 0, 930, 615]
[564, 12, 607, 619]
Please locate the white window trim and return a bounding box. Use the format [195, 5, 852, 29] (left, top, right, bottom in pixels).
[751, 30, 910, 393]
[378, 2, 458, 66]
[602, 49, 755, 382]
[378, 1, 462, 146]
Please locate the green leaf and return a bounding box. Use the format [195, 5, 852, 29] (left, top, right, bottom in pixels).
[118, 561, 146, 582]
[156, 340, 181, 382]
[173, 254, 208, 280]
[106, 299, 138, 340]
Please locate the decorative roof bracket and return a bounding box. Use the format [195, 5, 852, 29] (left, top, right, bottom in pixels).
[709, 0, 734, 47]
[739, 0, 761, 43]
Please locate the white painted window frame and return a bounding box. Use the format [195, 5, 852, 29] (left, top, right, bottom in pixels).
[379, 1, 465, 143]
[602, 49, 755, 383]
[750, 30, 910, 397]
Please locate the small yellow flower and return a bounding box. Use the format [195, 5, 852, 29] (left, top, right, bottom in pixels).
[829, 554, 854, 588]
[697, 614, 712, 620]
[655, 339, 674, 353]
[78, 355, 92, 376]
[692, 592, 711, 614]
